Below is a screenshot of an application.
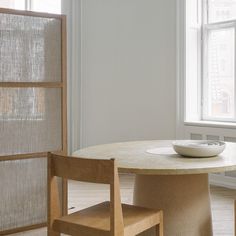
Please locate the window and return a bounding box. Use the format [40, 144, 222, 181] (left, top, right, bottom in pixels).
[185, 0, 236, 123]
[30, 0, 61, 14]
[0, 0, 25, 10]
[0, 0, 61, 13]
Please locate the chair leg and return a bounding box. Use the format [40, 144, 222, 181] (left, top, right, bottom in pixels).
[156, 223, 163, 236]
[235, 200, 236, 236]
[48, 228, 60, 236]
[156, 211, 164, 236]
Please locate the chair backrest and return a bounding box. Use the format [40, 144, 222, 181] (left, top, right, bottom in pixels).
[47, 152, 124, 236]
[48, 152, 115, 184]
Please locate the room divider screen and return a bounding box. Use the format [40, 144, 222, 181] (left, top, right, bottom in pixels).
[0, 8, 67, 235]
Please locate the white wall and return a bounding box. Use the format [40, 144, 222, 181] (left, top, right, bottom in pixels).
[80, 0, 177, 147]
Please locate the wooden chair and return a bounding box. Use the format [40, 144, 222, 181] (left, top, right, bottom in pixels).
[235, 200, 236, 236]
[47, 152, 163, 236]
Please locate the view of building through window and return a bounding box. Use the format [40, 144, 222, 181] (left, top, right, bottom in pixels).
[0, 0, 61, 13]
[31, 0, 61, 14]
[203, 0, 236, 121]
[208, 0, 236, 23]
[206, 27, 235, 119]
[0, 0, 25, 10]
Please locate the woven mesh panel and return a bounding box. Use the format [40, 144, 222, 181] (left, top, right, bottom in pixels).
[0, 88, 62, 155]
[0, 13, 61, 82]
[0, 11, 64, 232]
[0, 158, 47, 231]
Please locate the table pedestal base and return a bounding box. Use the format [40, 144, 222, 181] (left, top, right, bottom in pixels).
[133, 174, 213, 236]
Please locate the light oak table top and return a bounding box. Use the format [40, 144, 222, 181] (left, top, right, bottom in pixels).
[73, 140, 236, 175]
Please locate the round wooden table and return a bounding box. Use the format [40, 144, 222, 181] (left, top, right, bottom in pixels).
[73, 140, 236, 236]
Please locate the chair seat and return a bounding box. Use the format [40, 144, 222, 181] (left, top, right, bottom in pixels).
[53, 201, 162, 236]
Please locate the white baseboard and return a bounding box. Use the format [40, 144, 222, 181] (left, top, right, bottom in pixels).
[209, 173, 236, 189]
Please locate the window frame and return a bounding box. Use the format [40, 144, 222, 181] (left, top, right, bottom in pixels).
[0, 0, 61, 13]
[184, 0, 236, 124]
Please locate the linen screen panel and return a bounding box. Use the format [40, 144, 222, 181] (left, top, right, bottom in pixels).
[0, 158, 47, 231]
[0, 13, 61, 82]
[0, 88, 62, 155]
[0, 9, 66, 233]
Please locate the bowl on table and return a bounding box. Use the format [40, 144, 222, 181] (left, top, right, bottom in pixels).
[172, 140, 226, 158]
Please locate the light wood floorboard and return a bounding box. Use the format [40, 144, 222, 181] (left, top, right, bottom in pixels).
[9, 174, 236, 236]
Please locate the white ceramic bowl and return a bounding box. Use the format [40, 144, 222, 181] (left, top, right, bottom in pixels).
[172, 140, 226, 157]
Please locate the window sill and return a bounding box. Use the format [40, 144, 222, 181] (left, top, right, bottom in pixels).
[184, 120, 236, 129]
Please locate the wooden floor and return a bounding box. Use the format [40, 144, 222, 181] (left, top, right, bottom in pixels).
[10, 174, 236, 236]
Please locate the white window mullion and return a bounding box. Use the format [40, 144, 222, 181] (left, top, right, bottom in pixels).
[25, 0, 31, 11]
[202, 26, 208, 120]
[199, 0, 203, 121]
[206, 21, 236, 30]
[234, 25, 236, 120]
[200, 0, 205, 121]
[203, 0, 208, 24]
